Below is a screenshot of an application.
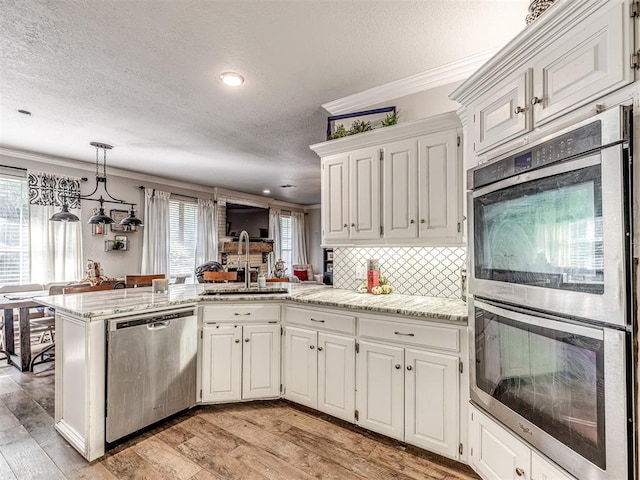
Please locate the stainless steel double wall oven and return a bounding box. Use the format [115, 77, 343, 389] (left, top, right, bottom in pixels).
[467, 106, 634, 480]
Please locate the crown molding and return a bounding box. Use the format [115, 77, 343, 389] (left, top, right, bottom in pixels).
[310, 112, 461, 157]
[321, 49, 499, 115]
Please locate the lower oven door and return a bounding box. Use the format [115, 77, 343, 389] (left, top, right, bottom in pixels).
[470, 297, 629, 480]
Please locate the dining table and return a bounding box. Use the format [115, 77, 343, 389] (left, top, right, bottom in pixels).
[0, 290, 49, 372]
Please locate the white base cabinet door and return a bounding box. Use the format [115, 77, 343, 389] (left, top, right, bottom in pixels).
[202, 325, 242, 402]
[242, 324, 281, 400]
[317, 332, 355, 422]
[284, 326, 317, 408]
[356, 341, 404, 441]
[405, 349, 459, 458]
[284, 327, 356, 422]
[202, 324, 280, 403]
[469, 405, 576, 480]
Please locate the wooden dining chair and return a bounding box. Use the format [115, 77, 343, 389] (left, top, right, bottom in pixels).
[125, 274, 166, 288]
[62, 284, 113, 294]
[203, 271, 238, 283]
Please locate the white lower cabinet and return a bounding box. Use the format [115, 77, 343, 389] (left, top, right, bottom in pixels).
[201, 323, 280, 403]
[357, 340, 460, 458]
[284, 325, 355, 422]
[469, 405, 575, 480]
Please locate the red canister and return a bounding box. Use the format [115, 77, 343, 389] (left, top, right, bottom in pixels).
[367, 259, 380, 293]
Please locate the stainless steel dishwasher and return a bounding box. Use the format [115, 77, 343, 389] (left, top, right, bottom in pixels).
[106, 307, 197, 443]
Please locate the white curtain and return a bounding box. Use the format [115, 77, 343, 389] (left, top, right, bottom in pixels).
[141, 188, 171, 275]
[28, 171, 83, 284]
[195, 198, 217, 268]
[268, 208, 281, 275]
[291, 211, 308, 264]
[29, 205, 83, 284]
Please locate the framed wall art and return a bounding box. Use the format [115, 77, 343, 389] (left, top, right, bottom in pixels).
[110, 209, 136, 232]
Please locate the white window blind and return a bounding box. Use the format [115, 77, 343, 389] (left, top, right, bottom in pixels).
[279, 214, 292, 274]
[0, 170, 29, 286]
[169, 199, 198, 282]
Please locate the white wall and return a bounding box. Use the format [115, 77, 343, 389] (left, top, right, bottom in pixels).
[305, 206, 322, 274]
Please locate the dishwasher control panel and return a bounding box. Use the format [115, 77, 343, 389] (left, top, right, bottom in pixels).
[111, 309, 195, 330]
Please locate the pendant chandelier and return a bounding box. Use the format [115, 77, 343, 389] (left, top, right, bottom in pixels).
[50, 142, 143, 227]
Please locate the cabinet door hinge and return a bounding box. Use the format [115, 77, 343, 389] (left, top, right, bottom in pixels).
[457, 222, 461, 233]
[459, 361, 463, 374]
[280, 383, 284, 395]
[631, 1, 639, 17]
[631, 51, 640, 70]
[355, 342, 360, 354]
[470, 447, 473, 457]
[355, 409, 359, 421]
[379, 225, 384, 235]
[379, 149, 384, 161]
[199, 389, 203, 400]
[457, 135, 461, 147]
[459, 443, 463, 455]
[281, 326, 283, 335]
[200, 330, 203, 339]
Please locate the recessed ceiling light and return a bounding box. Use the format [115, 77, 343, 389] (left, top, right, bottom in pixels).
[219, 72, 244, 87]
[18, 109, 31, 116]
[262, 189, 271, 194]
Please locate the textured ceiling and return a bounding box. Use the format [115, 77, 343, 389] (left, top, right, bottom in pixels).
[0, 0, 528, 204]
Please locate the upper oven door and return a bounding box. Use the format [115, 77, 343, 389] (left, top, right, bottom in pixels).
[468, 130, 628, 326]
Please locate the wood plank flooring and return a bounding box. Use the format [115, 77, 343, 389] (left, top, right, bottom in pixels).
[0, 363, 480, 480]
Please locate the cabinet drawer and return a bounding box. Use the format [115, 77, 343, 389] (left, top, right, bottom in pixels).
[202, 304, 280, 323]
[285, 306, 355, 335]
[359, 317, 459, 352]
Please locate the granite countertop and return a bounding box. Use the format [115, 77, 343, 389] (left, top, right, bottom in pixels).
[35, 283, 468, 323]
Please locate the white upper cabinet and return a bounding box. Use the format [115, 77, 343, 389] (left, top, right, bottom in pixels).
[312, 113, 463, 247]
[417, 130, 462, 241]
[321, 154, 350, 241]
[452, 0, 636, 156]
[349, 147, 381, 240]
[473, 71, 532, 153]
[383, 138, 418, 239]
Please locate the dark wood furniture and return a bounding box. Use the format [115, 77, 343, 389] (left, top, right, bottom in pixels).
[125, 274, 165, 288]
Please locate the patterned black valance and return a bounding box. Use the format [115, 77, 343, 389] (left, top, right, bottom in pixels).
[28, 172, 81, 208]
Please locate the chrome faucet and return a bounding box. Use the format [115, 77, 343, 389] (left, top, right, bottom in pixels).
[238, 230, 251, 288]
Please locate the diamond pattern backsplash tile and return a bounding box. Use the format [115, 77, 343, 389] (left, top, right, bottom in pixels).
[333, 247, 467, 298]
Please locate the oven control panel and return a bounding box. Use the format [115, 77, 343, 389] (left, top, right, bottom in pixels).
[472, 120, 601, 189]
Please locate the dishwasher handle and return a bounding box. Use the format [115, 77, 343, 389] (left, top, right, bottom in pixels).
[147, 321, 170, 330]
[109, 308, 195, 331]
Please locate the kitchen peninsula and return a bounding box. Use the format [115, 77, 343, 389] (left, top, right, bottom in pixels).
[36, 284, 468, 463]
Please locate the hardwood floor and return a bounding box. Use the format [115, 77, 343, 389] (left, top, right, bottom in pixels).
[0, 363, 480, 480]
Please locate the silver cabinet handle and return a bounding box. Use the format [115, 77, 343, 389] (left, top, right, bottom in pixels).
[530, 96, 542, 105]
[351, 223, 356, 227]
[395, 364, 401, 369]
[310, 345, 315, 350]
[410, 219, 415, 224]
[244, 338, 249, 342]
[420, 219, 425, 224]
[514, 106, 525, 114]
[394, 331, 415, 337]
[343, 224, 348, 228]
[235, 339, 240, 343]
[234, 312, 251, 316]
[515, 467, 525, 477]
[318, 347, 323, 351]
[406, 365, 413, 371]
[310, 318, 325, 323]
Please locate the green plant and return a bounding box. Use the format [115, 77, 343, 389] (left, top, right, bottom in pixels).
[381, 110, 398, 127]
[348, 120, 373, 134]
[330, 123, 348, 139]
[112, 240, 124, 250]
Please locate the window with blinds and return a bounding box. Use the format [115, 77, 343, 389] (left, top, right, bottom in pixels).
[279, 214, 292, 273]
[169, 199, 198, 282]
[0, 169, 29, 285]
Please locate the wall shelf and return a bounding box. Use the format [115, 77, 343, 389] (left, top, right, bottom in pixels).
[105, 239, 128, 252]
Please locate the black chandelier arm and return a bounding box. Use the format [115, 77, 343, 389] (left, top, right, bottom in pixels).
[76, 196, 135, 207]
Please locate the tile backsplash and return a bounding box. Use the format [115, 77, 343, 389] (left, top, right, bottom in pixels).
[333, 246, 466, 298]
